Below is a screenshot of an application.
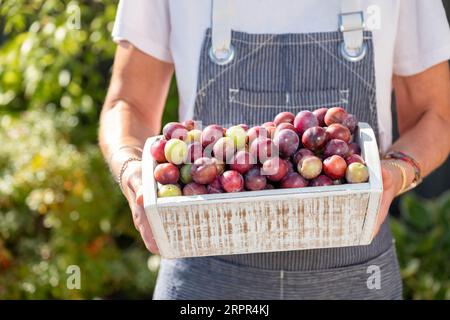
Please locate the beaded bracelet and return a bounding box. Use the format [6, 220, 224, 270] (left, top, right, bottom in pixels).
[383, 151, 422, 193]
[117, 157, 142, 192]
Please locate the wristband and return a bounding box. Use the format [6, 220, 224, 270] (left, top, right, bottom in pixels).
[383, 160, 408, 196]
[383, 151, 422, 193]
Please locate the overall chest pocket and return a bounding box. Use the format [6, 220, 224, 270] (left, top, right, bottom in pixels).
[227, 88, 349, 126]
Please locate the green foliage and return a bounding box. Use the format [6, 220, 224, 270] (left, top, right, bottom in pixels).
[0, 0, 176, 299]
[391, 192, 450, 300]
[0, 111, 159, 298]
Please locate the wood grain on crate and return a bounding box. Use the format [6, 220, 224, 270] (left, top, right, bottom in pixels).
[142, 122, 382, 259]
[160, 193, 370, 257]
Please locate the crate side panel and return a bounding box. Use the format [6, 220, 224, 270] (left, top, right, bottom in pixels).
[159, 193, 370, 258]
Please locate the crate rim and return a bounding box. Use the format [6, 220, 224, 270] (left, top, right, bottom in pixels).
[141, 122, 383, 258]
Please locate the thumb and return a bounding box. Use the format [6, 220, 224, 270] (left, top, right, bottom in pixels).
[381, 164, 394, 189]
[136, 185, 144, 206]
[124, 162, 143, 201]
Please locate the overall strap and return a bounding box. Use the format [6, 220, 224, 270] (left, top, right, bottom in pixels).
[339, 0, 367, 61]
[210, 0, 235, 65]
[209, 0, 366, 63]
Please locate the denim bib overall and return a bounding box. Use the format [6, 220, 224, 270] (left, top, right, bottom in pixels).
[153, 0, 402, 299]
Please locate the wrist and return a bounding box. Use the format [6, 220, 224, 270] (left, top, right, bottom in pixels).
[383, 150, 423, 193]
[120, 160, 142, 197]
[381, 159, 415, 196]
[108, 145, 142, 176]
[118, 157, 141, 190]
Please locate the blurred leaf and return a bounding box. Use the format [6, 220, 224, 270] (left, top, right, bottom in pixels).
[400, 194, 433, 231]
[0, 0, 179, 299]
[392, 192, 450, 300]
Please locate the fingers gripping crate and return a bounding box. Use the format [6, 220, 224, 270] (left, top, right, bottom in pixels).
[142, 123, 382, 259]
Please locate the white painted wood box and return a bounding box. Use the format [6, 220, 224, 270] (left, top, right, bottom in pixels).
[142, 122, 382, 259]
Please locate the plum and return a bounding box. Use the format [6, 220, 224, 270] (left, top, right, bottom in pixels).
[157, 184, 182, 197]
[323, 139, 349, 158]
[345, 154, 365, 165]
[261, 157, 288, 182]
[183, 182, 208, 196]
[250, 137, 279, 163]
[201, 124, 224, 148]
[230, 150, 253, 174]
[294, 110, 318, 135]
[180, 164, 193, 184]
[226, 125, 247, 150]
[162, 122, 188, 141]
[346, 162, 369, 183]
[313, 108, 328, 126]
[301, 126, 328, 151]
[247, 126, 270, 144]
[207, 177, 224, 194]
[298, 155, 322, 180]
[292, 148, 314, 165]
[187, 141, 203, 163]
[273, 129, 300, 158]
[153, 163, 180, 185]
[238, 123, 249, 131]
[280, 172, 308, 189]
[262, 121, 276, 128]
[150, 139, 167, 163]
[310, 175, 333, 187]
[274, 122, 297, 136]
[266, 125, 277, 139]
[244, 167, 267, 191]
[274, 111, 295, 125]
[326, 123, 351, 143]
[164, 138, 188, 165]
[286, 160, 295, 173]
[213, 137, 235, 161]
[324, 107, 347, 126]
[210, 157, 226, 175]
[190, 157, 218, 184]
[186, 129, 202, 143]
[323, 155, 347, 179]
[182, 119, 200, 131]
[347, 142, 361, 156]
[342, 114, 358, 133]
[220, 170, 244, 193]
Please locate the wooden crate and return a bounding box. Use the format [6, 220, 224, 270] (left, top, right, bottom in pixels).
[142, 122, 382, 259]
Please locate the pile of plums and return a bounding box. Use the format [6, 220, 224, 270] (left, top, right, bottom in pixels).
[150, 107, 369, 197]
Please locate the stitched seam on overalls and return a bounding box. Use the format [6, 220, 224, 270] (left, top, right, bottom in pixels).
[194, 35, 278, 117]
[228, 88, 350, 109]
[302, 32, 376, 92]
[339, 89, 350, 104]
[205, 34, 372, 45]
[229, 100, 348, 109]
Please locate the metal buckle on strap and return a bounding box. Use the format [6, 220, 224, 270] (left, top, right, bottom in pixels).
[338, 11, 365, 32]
[339, 11, 366, 62]
[209, 45, 235, 66]
[339, 41, 367, 62]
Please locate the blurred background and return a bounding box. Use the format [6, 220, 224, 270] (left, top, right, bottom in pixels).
[0, 0, 449, 299]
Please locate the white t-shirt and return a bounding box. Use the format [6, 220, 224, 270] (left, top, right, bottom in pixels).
[112, 0, 450, 152]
